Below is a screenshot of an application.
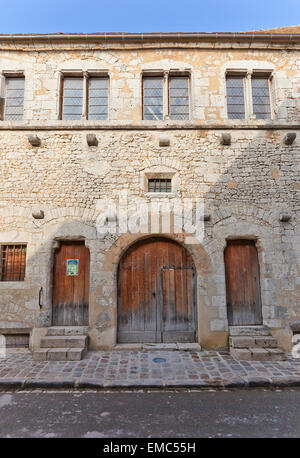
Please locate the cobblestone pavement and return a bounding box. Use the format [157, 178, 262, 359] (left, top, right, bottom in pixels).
[1, 349, 300, 389]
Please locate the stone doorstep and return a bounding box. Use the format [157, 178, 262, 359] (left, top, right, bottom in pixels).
[33, 347, 86, 361]
[229, 335, 278, 348]
[229, 325, 271, 337]
[40, 335, 88, 348]
[230, 347, 286, 361]
[114, 343, 202, 351]
[46, 326, 89, 337]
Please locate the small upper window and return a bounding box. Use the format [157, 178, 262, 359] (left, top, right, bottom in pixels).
[169, 76, 189, 120]
[226, 72, 272, 120]
[143, 76, 163, 121]
[4, 77, 25, 121]
[143, 73, 190, 121]
[251, 77, 271, 120]
[62, 77, 83, 120]
[148, 178, 172, 193]
[226, 76, 245, 120]
[88, 77, 109, 120]
[61, 74, 109, 120]
[0, 245, 27, 281]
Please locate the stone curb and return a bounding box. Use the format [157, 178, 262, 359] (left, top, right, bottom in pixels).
[0, 376, 300, 391]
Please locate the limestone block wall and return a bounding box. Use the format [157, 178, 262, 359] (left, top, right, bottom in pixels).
[0, 39, 299, 349]
[0, 128, 298, 350]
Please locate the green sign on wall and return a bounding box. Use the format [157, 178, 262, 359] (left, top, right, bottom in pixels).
[66, 259, 79, 276]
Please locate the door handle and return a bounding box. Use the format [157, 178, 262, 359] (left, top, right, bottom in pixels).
[39, 287, 43, 309]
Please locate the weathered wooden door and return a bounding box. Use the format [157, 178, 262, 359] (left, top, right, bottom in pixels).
[117, 237, 196, 343]
[52, 242, 90, 326]
[224, 240, 262, 326]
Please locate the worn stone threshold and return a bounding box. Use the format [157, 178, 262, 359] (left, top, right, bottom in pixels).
[114, 343, 201, 351]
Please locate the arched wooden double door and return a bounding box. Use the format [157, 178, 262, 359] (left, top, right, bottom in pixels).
[117, 237, 197, 343]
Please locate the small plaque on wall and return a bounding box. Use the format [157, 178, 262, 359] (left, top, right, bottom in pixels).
[66, 259, 79, 276]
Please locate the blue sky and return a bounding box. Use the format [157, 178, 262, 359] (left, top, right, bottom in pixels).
[0, 0, 299, 34]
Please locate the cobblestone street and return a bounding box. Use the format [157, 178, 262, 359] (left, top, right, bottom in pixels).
[1, 349, 300, 389]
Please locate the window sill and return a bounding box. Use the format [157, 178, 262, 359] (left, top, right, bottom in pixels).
[145, 192, 176, 198]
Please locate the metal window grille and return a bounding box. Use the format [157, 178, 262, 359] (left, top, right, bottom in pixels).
[169, 76, 189, 120]
[0, 245, 26, 281]
[4, 77, 25, 120]
[88, 77, 109, 120]
[143, 77, 163, 120]
[62, 77, 83, 120]
[148, 178, 172, 193]
[251, 77, 271, 119]
[226, 76, 245, 119]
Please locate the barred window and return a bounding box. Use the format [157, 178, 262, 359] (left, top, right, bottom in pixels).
[226, 76, 245, 119]
[4, 77, 25, 121]
[88, 77, 108, 120]
[169, 76, 189, 120]
[148, 178, 172, 193]
[62, 77, 83, 120]
[143, 77, 163, 120]
[251, 77, 271, 119]
[0, 245, 26, 281]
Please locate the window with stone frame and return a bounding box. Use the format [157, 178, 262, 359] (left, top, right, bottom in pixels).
[61, 74, 109, 120]
[226, 72, 272, 120]
[0, 245, 27, 281]
[2, 76, 25, 121]
[143, 73, 190, 121]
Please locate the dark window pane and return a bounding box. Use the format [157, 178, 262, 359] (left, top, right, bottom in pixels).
[88, 77, 108, 120]
[226, 76, 245, 119]
[169, 77, 189, 120]
[251, 77, 271, 119]
[5, 78, 25, 120]
[63, 77, 83, 120]
[143, 77, 163, 120]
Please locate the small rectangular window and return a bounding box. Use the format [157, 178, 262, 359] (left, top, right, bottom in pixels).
[4, 77, 25, 120]
[169, 76, 189, 120]
[226, 76, 245, 119]
[62, 77, 83, 120]
[0, 245, 26, 281]
[88, 77, 108, 120]
[251, 77, 271, 119]
[148, 178, 172, 193]
[143, 76, 163, 120]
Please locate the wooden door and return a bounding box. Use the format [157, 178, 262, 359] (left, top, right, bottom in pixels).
[52, 242, 90, 326]
[117, 237, 196, 343]
[224, 240, 262, 326]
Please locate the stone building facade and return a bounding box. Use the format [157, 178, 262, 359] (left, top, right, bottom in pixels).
[0, 29, 299, 352]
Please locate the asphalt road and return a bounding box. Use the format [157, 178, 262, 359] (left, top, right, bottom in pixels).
[0, 390, 299, 438]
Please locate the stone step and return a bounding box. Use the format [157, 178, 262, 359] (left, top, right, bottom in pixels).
[40, 335, 88, 348]
[230, 347, 286, 361]
[229, 335, 278, 348]
[229, 325, 271, 337]
[46, 326, 89, 337]
[33, 347, 86, 361]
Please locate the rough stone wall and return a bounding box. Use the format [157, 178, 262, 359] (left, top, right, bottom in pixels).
[0, 42, 299, 350]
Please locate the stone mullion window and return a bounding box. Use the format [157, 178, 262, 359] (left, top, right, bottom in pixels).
[143, 72, 190, 121]
[226, 71, 273, 120]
